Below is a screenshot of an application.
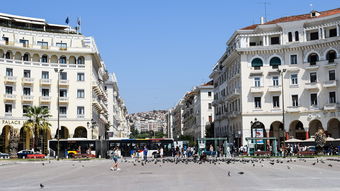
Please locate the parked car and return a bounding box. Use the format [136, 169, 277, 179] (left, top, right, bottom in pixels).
[0, 152, 9, 159]
[17, 150, 34, 159]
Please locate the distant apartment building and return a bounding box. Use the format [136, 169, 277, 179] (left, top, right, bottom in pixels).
[210, 8, 340, 148]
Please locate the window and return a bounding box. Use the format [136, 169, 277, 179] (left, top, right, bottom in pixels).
[60, 89, 67, 97]
[23, 105, 30, 114]
[23, 87, 31, 95]
[5, 104, 12, 113]
[208, 103, 212, 109]
[254, 77, 261, 87]
[77, 89, 85, 98]
[310, 72, 317, 83]
[42, 71, 49, 79]
[19, 39, 29, 47]
[288, 32, 292, 42]
[290, 55, 297, 65]
[208, 92, 212, 97]
[269, 57, 281, 69]
[329, 92, 336, 103]
[291, 74, 298, 85]
[42, 89, 49, 96]
[2, 37, 9, 44]
[56, 42, 67, 49]
[310, 32, 319, 40]
[59, 106, 67, 114]
[77, 73, 85, 81]
[23, 70, 31, 78]
[311, 93, 317, 106]
[41, 55, 48, 63]
[307, 53, 319, 65]
[329, 28, 337, 38]
[59, 56, 66, 64]
[77, 107, 85, 115]
[60, 72, 67, 80]
[270, 36, 280, 45]
[295, 31, 299, 41]
[5, 51, 11, 59]
[272, 76, 279, 86]
[37, 41, 48, 48]
[6, 68, 13, 76]
[5, 86, 13, 94]
[327, 70, 336, 82]
[77, 57, 84, 64]
[292, 95, 298, 107]
[273, 96, 280, 108]
[326, 50, 336, 63]
[23, 54, 29, 61]
[254, 97, 261, 108]
[251, 58, 263, 70]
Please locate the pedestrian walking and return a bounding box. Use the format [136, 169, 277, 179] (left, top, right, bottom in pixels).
[143, 146, 148, 161]
[160, 147, 164, 158]
[110, 147, 120, 171]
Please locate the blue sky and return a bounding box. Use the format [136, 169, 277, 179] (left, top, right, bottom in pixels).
[3, 1, 338, 113]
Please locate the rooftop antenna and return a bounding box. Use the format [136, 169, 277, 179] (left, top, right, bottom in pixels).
[309, 3, 313, 11]
[258, 0, 270, 22]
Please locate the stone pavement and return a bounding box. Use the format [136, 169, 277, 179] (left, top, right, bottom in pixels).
[1, 158, 340, 191]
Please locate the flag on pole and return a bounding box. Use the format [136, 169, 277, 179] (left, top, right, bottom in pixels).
[77, 17, 81, 26]
[65, 17, 69, 24]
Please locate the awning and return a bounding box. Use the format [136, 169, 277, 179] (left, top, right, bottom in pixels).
[13, 18, 46, 25]
[270, 57, 281, 66]
[285, 138, 302, 143]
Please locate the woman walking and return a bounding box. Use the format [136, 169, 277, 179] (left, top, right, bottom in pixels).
[111, 147, 120, 171]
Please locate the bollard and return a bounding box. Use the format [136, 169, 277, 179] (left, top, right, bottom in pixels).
[99, 155, 101, 159]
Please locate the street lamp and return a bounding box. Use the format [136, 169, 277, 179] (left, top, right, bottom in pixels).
[277, 68, 287, 157]
[54, 68, 64, 160]
[87, 119, 96, 139]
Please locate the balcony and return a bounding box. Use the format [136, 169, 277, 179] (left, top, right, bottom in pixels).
[227, 88, 240, 100]
[60, 114, 67, 118]
[39, 96, 51, 103]
[99, 114, 108, 123]
[59, 80, 69, 86]
[323, 80, 337, 88]
[212, 100, 219, 106]
[324, 103, 339, 111]
[59, 47, 67, 51]
[249, 70, 263, 76]
[4, 76, 17, 83]
[40, 79, 52, 86]
[286, 106, 300, 113]
[310, 105, 321, 111]
[323, 60, 338, 68]
[22, 77, 34, 84]
[4, 94, 16, 101]
[21, 95, 34, 102]
[250, 86, 264, 94]
[228, 111, 240, 119]
[304, 63, 319, 70]
[267, 86, 281, 93]
[305, 82, 319, 90]
[59, 97, 69, 103]
[92, 98, 102, 111]
[92, 81, 104, 96]
[286, 67, 300, 72]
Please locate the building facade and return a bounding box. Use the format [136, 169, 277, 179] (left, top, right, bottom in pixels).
[211, 8, 340, 148]
[0, 13, 112, 154]
[105, 73, 129, 139]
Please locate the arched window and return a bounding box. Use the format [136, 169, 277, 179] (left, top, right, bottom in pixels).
[288, 32, 292, 42]
[326, 50, 337, 63]
[59, 56, 67, 64]
[307, 53, 319, 65]
[270, 57, 281, 69]
[5, 51, 11, 59]
[295, 31, 299, 41]
[23, 53, 30, 61]
[41, 55, 48, 63]
[77, 56, 84, 64]
[251, 58, 263, 70]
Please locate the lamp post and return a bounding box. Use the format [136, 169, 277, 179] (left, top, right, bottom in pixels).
[54, 68, 64, 160]
[89, 119, 96, 139]
[277, 68, 286, 157]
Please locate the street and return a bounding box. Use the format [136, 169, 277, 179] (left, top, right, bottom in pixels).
[1, 158, 340, 191]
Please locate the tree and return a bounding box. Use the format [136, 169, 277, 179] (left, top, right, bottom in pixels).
[24, 106, 51, 153]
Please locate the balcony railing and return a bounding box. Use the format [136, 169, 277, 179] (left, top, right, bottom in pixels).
[304, 63, 319, 70]
[323, 80, 337, 88]
[22, 95, 34, 102]
[267, 86, 281, 93]
[59, 97, 69, 103]
[4, 76, 17, 83]
[40, 79, 52, 85]
[4, 94, 16, 101]
[59, 80, 69, 86]
[305, 82, 319, 90]
[250, 86, 264, 93]
[286, 106, 300, 113]
[22, 77, 34, 84]
[40, 96, 51, 102]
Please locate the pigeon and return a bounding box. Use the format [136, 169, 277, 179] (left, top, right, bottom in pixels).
[287, 166, 291, 170]
[252, 164, 255, 167]
[312, 162, 316, 166]
[48, 160, 51, 164]
[228, 171, 231, 176]
[82, 165, 85, 168]
[72, 164, 75, 167]
[238, 172, 244, 175]
[42, 163, 45, 166]
[40, 183, 44, 189]
[133, 163, 137, 166]
[261, 164, 264, 167]
[141, 162, 144, 166]
[270, 162, 275, 165]
[328, 164, 333, 167]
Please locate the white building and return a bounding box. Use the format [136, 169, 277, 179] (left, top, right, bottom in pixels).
[105, 73, 129, 139]
[181, 81, 214, 140]
[210, 8, 340, 148]
[0, 13, 114, 154]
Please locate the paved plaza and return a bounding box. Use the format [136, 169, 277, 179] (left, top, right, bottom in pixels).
[1, 158, 340, 191]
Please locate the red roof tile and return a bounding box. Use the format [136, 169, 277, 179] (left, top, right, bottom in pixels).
[241, 8, 340, 30]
